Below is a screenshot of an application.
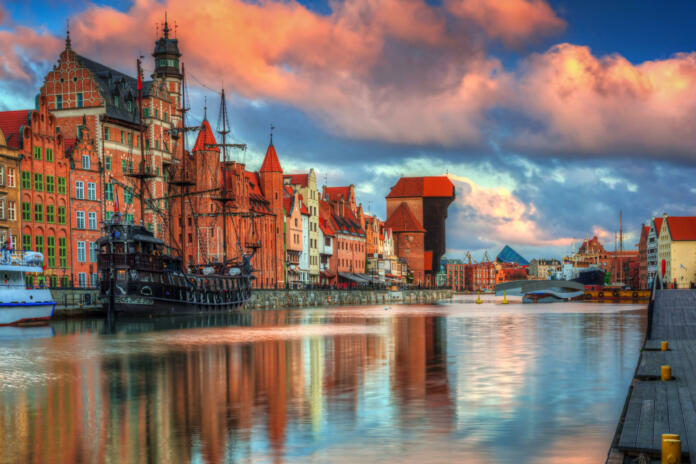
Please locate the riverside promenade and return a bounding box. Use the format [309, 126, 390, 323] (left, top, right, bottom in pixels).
[608, 290, 696, 463]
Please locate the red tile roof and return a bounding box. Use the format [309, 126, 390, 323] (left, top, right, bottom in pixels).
[666, 216, 696, 241]
[299, 194, 309, 215]
[319, 217, 335, 237]
[193, 119, 219, 152]
[384, 203, 425, 232]
[260, 143, 282, 173]
[386, 176, 455, 198]
[654, 217, 664, 237]
[284, 173, 308, 187]
[0, 110, 31, 148]
[324, 186, 351, 202]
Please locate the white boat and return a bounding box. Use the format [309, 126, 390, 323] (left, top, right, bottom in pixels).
[0, 250, 56, 325]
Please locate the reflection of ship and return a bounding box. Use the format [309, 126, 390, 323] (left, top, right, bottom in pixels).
[0, 251, 56, 325]
[0, 325, 55, 341]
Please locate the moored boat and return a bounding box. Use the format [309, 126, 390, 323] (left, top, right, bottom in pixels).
[0, 251, 56, 325]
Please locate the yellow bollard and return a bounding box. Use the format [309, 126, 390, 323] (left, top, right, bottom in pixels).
[662, 341, 669, 351]
[476, 293, 482, 304]
[502, 291, 508, 305]
[661, 365, 672, 381]
[661, 434, 681, 464]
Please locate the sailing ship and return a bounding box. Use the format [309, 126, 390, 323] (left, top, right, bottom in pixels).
[97, 59, 258, 316]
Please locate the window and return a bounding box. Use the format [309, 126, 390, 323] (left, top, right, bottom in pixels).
[125, 213, 133, 223]
[76, 211, 85, 229]
[128, 133, 132, 146]
[104, 127, 110, 140]
[57, 177, 66, 194]
[145, 139, 150, 149]
[56, 95, 63, 109]
[87, 182, 96, 200]
[77, 93, 83, 108]
[121, 159, 127, 174]
[120, 132, 124, 144]
[147, 223, 153, 231]
[77, 241, 86, 262]
[91, 273, 98, 288]
[46, 148, 53, 162]
[155, 140, 159, 150]
[155, 109, 159, 119]
[46, 175, 54, 193]
[58, 206, 66, 224]
[82, 154, 90, 170]
[78, 272, 86, 288]
[88, 212, 97, 230]
[128, 161, 133, 173]
[47, 236, 55, 268]
[0, 199, 5, 220]
[35, 236, 43, 254]
[104, 183, 113, 201]
[114, 95, 119, 108]
[8, 168, 15, 188]
[105, 211, 113, 221]
[33, 173, 42, 191]
[144, 108, 150, 118]
[75, 181, 84, 199]
[22, 234, 31, 252]
[105, 156, 111, 171]
[21, 171, 30, 190]
[21, 202, 30, 221]
[34, 204, 42, 222]
[8, 201, 15, 221]
[60, 276, 68, 287]
[124, 188, 133, 205]
[46, 205, 54, 223]
[90, 242, 98, 262]
[33, 146, 41, 160]
[127, 101, 133, 112]
[0, 165, 5, 187]
[164, 112, 168, 122]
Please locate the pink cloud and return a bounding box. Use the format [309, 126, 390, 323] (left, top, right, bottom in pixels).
[445, 0, 566, 47]
[514, 43, 696, 157]
[0, 26, 61, 81]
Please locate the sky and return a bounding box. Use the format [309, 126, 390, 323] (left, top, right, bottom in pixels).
[2, 0, 696, 262]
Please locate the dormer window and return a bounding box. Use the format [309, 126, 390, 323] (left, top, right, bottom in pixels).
[114, 95, 119, 108]
[127, 100, 132, 112]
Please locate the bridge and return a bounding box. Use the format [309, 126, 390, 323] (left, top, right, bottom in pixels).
[607, 285, 696, 463]
[494, 279, 585, 296]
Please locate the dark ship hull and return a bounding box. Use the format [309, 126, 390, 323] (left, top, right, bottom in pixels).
[97, 215, 253, 316]
[572, 268, 606, 286]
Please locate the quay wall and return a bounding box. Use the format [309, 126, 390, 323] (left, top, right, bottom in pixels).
[49, 288, 453, 315]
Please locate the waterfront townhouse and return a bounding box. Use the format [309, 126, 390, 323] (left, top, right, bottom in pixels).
[0, 127, 20, 248]
[0, 98, 72, 287]
[284, 186, 303, 288]
[41, 25, 183, 238]
[657, 214, 696, 288]
[638, 225, 650, 289]
[317, 205, 336, 286]
[284, 170, 320, 284]
[646, 217, 663, 287]
[446, 261, 467, 291]
[65, 121, 102, 288]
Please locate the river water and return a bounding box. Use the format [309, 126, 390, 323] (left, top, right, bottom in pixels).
[0, 298, 645, 464]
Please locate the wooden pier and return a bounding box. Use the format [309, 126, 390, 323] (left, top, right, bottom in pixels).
[608, 290, 696, 463]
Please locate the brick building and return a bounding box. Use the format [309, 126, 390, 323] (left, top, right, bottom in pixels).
[65, 120, 102, 288]
[0, 126, 21, 249]
[40, 22, 183, 237]
[284, 185, 304, 287]
[318, 200, 336, 285]
[385, 176, 455, 286]
[446, 262, 468, 292]
[284, 170, 319, 283]
[0, 98, 72, 287]
[472, 262, 496, 291]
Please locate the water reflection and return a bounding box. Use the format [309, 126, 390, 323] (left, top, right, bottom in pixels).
[0, 303, 645, 464]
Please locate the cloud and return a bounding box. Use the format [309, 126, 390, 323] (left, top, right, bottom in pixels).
[512, 43, 696, 158]
[0, 26, 61, 82]
[445, 0, 566, 47]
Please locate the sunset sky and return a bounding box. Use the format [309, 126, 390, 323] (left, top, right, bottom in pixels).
[2, 0, 696, 261]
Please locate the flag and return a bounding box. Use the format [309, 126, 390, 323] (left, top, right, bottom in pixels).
[137, 70, 142, 91]
[114, 183, 120, 213]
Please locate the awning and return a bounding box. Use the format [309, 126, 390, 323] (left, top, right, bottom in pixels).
[356, 273, 380, 283]
[320, 270, 335, 278]
[133, 234, 165, 245]
[338, 272, 369, 283]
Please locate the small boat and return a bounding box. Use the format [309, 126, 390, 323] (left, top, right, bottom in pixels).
[522, 289, 585, 304]
[0, 250, 56, 325]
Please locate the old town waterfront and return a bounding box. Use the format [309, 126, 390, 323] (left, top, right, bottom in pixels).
[0, 299, 644, 463]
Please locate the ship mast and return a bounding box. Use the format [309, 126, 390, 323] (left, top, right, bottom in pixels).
[207, 89, 246, 264]
[127, 57, 155, 225]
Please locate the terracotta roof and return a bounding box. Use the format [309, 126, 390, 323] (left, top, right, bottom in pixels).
[299, 194, 309, 215]
[319, 217, 335, 237]
[384, 203, 425, 232]
[654, 217, 664, 237]
[260, 142, 282, 173]
[193, 119, 219, 152]
[666, 216, 696, 241]
[284, 173, 308, 187]
[0, 110, 31, 148]
[324, 186, 351, 202]
[386, 176, 455, 198]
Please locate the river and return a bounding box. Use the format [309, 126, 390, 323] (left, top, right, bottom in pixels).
[0, 298, 645, 463]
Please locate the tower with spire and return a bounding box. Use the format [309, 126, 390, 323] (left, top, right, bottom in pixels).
[259, 128, 285, 288]
[152, 12, 182, 80]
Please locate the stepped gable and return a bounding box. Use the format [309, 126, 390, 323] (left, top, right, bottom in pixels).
[0, 110, 31, 148]
[384, 203, 425, 233]
[496, 245, 529, 266]
[666, 216, 696, 241]
[193, 119, 219, 152]
[386, 176, 454, 198]
[73, 54, 152, 124]
[260, 141, 282, 173]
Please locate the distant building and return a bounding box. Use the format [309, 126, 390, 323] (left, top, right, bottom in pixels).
[445, 260, 467, 291]
[646, 217, 663, 288]
[496, 245, 529, 266]
[638, 225, 650, 289]
[0, 126, 20, 251]
[529, 259, 560, 279]
[284, 170, 320, 284]
[385, 176, 455, 286]
[657, 214, 696, 288]
[472, 261, 496, 291]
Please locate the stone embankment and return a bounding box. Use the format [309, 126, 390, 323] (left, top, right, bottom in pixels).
[50, 288, 452, 315]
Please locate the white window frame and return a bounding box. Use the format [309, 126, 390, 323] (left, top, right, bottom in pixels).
[76, 211, 85, 229]
[87, 182, 96, 200]
[88, 212, 97, 230]
[75, 181, 84, 199]
[77, 241, 86, 263]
